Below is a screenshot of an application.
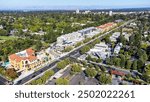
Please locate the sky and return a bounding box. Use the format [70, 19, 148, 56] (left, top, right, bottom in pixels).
[0, 0, 150, 10]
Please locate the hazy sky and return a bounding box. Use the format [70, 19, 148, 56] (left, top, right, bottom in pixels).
[0, 0, 150, 9]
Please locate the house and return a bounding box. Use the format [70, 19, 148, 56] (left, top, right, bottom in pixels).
[9, 29, 18, 35]
[114, 43, 123, 54]
[88, 42, 111, 60]
[97, 22, 117, 32]
[9, 48, 40, 72]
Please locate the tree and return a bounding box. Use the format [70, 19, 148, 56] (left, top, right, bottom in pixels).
[118, 34, 126, 45]
[142, 51, 148, 62]
[45, 70, 54, 78]
[57, 61, 67, 69]
[113, 57, 121, 67]
[0, 67, 5, 75]
[145, 64, 150, 75]
[5, 68, 18, 79]
[125, 60, 132, 69]
[80, 45, 90, 54]
[142, 74, 150, 83]
[132, 60, 137, 70]
[85, 68, 97, 78]
[96, 58, 102, 63]
[98, 73, 111, 84]
[0, 29, 8, 36]
[105, 58, 112, 65]
[57, 59, 70, 69]
[55, 78, 69, 85]
[86, 55, 92, 61]
[137, 59, 144, 72]
[71, 64, 82, 73]
[63, 46, 73, 52]
[35, 41, 42, 51]
[75, 42, 83, 47]
[104, 36, 111, 44]
[100, 66, 106, 72]
[119, 54, 126, 68]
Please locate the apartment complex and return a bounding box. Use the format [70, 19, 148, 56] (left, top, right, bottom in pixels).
[9, 48, 39, 72]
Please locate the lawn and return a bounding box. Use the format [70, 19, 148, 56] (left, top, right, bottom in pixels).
[0, 36, 17, 43]
[0, 36, 17, 40]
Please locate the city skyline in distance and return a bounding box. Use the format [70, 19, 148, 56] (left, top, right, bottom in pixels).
[0, 0, 150, 10]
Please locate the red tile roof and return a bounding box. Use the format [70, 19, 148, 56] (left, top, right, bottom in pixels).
[111, 70, 125, 76]
[9, 48, 37, 62]
[97, 22, 116, 30]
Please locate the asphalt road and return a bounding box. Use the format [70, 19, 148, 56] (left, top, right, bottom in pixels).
[14, 19, 135, 85]
[0, 75, 8, 85]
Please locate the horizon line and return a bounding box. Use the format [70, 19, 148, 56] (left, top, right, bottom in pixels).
[0, 6, 150, 11]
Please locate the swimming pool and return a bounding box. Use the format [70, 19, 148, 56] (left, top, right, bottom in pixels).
[2, 62, 10, 68]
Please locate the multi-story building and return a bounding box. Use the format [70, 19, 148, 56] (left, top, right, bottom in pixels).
[56, 27, 98, 48]
[9, 48, 40, 72]
[114, 43, 123, 54]
[97, 22, 117, 32]
[110, 32, 121, 42]
[109, 11, 113, 16]
[88, 42, 111, 60]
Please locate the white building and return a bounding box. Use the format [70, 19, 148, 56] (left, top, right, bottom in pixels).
[84, 10, 91, 14]
[109, 11, 113, 16]
[0, 25, 3, 29]
[88, 42, 111, 60]
[56, 32, 84, 47]
[114, 43, 123, 54]
[76, 9, 80, 14]
[56, 27, 99, 47]
[122, 32, 131, 41]
[110, 32, 120, 42]
[78, 27, 98, 38]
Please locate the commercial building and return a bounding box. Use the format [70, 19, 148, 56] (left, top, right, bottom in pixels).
[110, 32, 121, 42]
[78, 27, 96, 35]
[122, 32, 131, 41]
[56, 32, 84, 47]
[88, 42, 111, 60]
[56, 27, 99, 48]
[109, 11, 113, 16]
[9, 48, 40, 72]
[76, 9, 80, 14]
[114, 43, 123, 54]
